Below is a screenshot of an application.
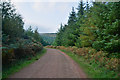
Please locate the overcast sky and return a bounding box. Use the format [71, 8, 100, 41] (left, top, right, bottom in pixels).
[10, 0, 90, 33]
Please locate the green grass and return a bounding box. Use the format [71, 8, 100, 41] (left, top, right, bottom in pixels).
[2, 48, 47, 79]
[60, 49, 119, 78]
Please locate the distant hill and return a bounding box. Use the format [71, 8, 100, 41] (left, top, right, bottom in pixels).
[40, 33, 56, 46]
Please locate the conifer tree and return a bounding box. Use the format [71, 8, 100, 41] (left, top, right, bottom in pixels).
[77, 0, 84, 19]
[68, 7, 76, 25]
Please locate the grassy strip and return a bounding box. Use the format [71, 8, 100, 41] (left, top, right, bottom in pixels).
[60, 49, 118, 78]
[2, 48, 47, 79]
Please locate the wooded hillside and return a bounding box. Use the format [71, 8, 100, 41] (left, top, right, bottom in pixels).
[40, 33, 56, 46]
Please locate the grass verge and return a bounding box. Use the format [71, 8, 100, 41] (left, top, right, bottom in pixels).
[2, 48, 47, 79]
[60, 49, 118, 78]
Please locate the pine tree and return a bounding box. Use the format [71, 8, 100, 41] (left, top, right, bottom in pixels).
[68, 7, 76, 25]
[86, 1, 89, 12]
[55, 23, 64, 46]
[77, 0, 84, 19]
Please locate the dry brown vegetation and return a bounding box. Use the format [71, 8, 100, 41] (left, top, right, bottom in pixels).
[46, 46, 119, 72]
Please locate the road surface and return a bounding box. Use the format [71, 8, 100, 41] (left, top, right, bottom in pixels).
[9, 48, 87, 78]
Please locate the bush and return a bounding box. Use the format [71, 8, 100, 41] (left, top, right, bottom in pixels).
[104, 39, 120, 53]
[92, 40, 105, 51]
[2, 47, 15, 65]
[2, 38, 43, 66]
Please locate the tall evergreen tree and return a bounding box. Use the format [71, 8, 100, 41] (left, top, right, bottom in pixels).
[68, 7, 76, 25]
[77, 0, 84, 19]
[55, 23, 64, 46]
[86, 1, 89, 12]
[66, 7, 77, 46]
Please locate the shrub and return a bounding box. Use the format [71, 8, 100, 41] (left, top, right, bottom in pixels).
[2, 47, 15, 65]
[2, 38, 43, 66]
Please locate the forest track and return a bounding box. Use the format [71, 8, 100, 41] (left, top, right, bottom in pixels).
[9, 48, 87, 78]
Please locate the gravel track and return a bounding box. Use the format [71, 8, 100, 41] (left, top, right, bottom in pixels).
[9, 48, 87, 78]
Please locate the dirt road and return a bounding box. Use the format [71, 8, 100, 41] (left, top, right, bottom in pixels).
[9, 48, 87, 78]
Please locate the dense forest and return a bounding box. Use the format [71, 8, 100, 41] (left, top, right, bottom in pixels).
[55, 2, 120, 57]
[1, 1, 44, 78]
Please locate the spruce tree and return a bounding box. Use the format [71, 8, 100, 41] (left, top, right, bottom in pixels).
[77, 0, 84, 19]
[68, 7, 76, 25]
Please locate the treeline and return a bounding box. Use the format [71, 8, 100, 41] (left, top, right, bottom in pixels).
[2, 1, 43, 67]
[55, 1, 120, 57]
